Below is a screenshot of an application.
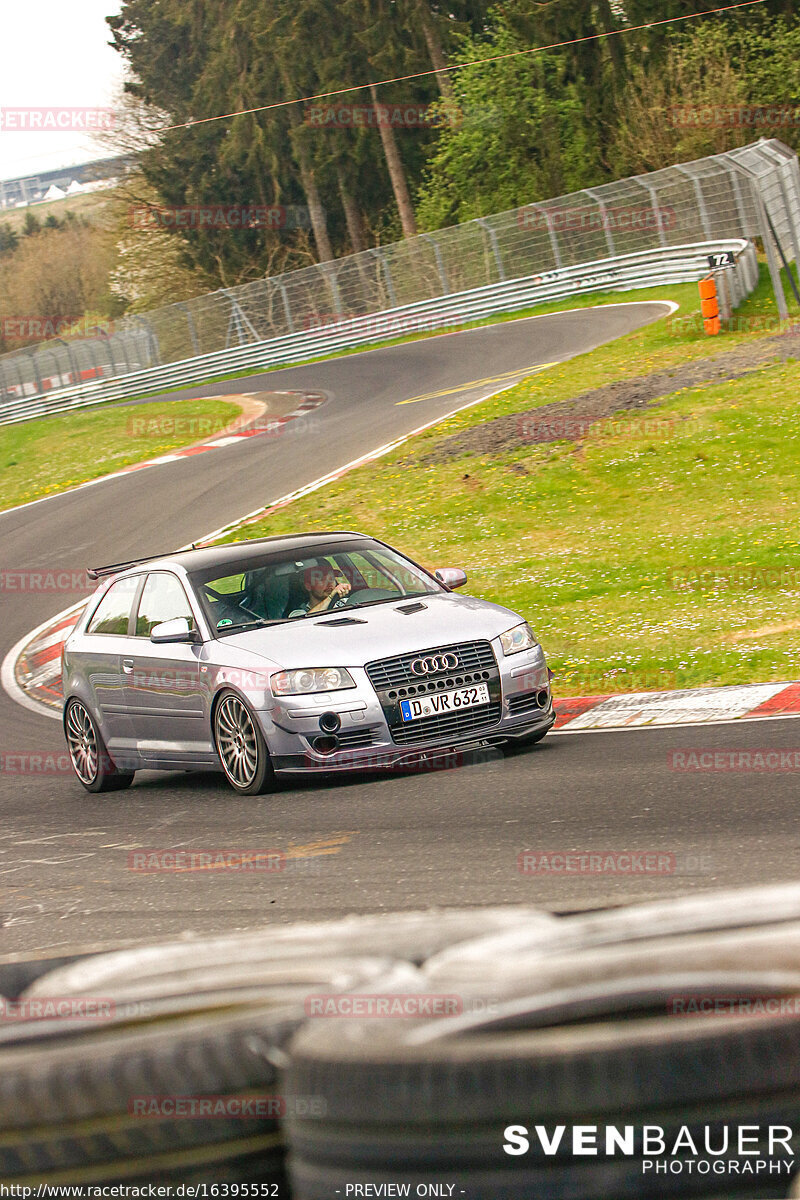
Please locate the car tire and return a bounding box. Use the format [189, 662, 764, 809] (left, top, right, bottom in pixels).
[213, 690, 275, 795]
[64, 699, 134, 793]
[0, 955, 87, 1002]
[24, 908, 560, 1000]
[423, 882, 800, 982]
[0, 960, 417, 1183]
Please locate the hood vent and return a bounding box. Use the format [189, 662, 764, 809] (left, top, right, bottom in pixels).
[396, 602, 427, 615]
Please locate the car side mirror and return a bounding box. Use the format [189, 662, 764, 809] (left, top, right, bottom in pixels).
[150, 617, 200, 644]
[434, 568, 468, 589]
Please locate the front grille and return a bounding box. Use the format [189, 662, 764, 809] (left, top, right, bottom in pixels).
[366, 640, 496, 691]
[391, 701, 502, 746]
[336, 727, 380, 750]
[508, 690, 549, 716]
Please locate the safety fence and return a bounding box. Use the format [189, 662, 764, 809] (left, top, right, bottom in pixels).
[0, 138, 795, 424]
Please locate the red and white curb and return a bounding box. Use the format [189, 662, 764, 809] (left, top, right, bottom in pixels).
[552, 681, 800, 733]
[4, 391, 328, 517]
[109, 391, 327, 478]
[8, 599, 800, 735]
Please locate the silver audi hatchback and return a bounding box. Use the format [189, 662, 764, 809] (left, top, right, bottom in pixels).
[62, 532, 555, 794]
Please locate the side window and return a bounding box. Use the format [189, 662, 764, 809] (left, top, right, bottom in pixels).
[135, 573, 194, 638]
[86, 577, 140, 636]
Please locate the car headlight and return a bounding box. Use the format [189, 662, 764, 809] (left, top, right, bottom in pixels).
[271, 667, 356, 696]
[499, 623, 538, 656]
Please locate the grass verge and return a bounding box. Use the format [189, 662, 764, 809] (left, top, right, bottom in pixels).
[0, 398, 241, 512]
[217, 269, 800, 693]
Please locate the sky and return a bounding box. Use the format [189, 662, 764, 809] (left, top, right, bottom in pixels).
[0, 0, 126, 181]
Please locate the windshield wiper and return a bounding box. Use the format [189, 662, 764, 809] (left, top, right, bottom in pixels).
[215, 618, 278, 634]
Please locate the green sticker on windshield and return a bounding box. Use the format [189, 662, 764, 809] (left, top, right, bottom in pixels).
[217, 618, 233, 628]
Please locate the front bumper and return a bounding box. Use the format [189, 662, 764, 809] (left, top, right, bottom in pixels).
[259, 641, 554, 775]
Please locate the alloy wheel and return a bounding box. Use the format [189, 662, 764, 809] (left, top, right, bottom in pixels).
[66, 701, 99, 785]
[215, 695, 259, 789]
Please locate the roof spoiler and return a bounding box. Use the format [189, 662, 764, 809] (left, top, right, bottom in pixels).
[86, 531, 370, 580]
[86, 552, 181, 580]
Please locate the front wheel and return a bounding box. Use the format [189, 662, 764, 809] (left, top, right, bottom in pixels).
[64, 699, 134, 793]
[213, 691, 275, 795]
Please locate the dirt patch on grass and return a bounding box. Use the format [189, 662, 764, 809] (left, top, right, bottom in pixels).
[727, 620, 800, 643]
[417, 328, 800, 464]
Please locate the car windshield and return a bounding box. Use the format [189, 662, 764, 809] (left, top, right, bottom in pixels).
[189, 540, 443, 634]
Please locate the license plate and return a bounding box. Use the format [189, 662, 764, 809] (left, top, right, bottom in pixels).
[400, 683, 490, 722]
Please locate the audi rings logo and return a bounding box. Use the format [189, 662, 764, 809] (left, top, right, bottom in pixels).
[410, 653, 459, 675]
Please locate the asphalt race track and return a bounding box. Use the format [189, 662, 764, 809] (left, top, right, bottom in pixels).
[3, 302, 797, 957]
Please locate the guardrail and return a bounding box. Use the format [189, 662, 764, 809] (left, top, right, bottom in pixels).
[0, 240, 757, 426]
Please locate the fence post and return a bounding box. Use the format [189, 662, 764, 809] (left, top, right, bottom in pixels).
[525, 203, 563, 268]
[422, 233, 450, 294]
[719, 156, 752, 241]
[133, 315, 161, 366]
[373, 248, 397, 307]
[177, 303, 201, 357]
[222, 289, 260, 347]
[634, 179, 668, 248]
[676, 165, 713, 238]
[583, 189, 615, 256]
[277, 281, 296, 334]
[322, 262, 345, 316]
[477, 218, 505, 281]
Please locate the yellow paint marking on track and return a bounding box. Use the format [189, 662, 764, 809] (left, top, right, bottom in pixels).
[285, 831, 358, 860]
[396, 362, 556, 405]
[154, 832, 357, 873]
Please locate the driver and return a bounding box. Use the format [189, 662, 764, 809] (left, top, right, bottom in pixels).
[288, 562, 352, 617]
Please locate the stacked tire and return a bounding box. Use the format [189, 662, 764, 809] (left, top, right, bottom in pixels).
[283, 885, 800, 1199]
[1, 907, 555, 1187]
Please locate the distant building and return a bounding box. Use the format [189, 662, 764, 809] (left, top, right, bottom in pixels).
[0, 155, 133, 210]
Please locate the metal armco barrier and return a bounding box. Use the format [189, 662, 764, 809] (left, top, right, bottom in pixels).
[1, 137, 793, 424]
[0, 240, 758, 426]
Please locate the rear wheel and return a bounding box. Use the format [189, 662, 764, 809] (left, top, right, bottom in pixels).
[213, 691, 275, 795]
[64, 699, 134, 793]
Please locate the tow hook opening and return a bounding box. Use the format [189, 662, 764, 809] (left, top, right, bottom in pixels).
[312, 734, 340, 755]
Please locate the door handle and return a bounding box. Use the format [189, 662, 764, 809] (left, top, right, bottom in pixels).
[122, 659, 134, 672]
